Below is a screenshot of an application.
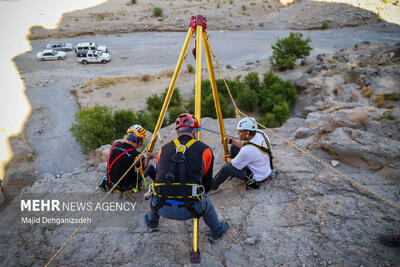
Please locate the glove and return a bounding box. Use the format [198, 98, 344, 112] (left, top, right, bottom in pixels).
[225, 137, 233, 144]
[223, 154, 231, 163]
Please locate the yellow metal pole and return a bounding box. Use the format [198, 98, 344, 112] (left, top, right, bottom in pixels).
[192, 23, 204, 254]
[202, 31, 228, 154]
[194, 24, 203, 140]
[148, 27, 194, 152]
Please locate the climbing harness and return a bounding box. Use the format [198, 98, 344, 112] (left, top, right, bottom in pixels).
[150, 139, 206, 218]
[243, 130, 274, 170]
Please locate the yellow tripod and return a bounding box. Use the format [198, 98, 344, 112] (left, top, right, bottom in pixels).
[148, 15, 228, 263]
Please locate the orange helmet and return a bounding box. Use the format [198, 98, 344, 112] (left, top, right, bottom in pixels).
[127, 124, 146, 145]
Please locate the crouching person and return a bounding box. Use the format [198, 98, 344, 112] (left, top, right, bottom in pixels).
[144, 113, 228, 240]
[99, 125, 156, 193]
[212, 117, 273, 190]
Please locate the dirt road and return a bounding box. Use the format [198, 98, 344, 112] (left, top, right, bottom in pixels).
[14, 25, 400, 175]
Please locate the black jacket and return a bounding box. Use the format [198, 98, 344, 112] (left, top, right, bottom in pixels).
[108, 142, 141, 189]
[155, 135, 214, 192]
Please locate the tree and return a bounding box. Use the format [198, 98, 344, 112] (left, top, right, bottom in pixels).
[270, 32, 312, 71]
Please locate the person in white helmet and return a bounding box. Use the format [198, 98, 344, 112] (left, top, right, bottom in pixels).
[211, 117, 273, 190]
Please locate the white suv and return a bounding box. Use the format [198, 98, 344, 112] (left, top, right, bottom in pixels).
[77, 50, 111, 64]
[75, 42, 108, 55]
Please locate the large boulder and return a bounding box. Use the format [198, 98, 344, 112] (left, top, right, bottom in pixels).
[321, 127, 400, 170]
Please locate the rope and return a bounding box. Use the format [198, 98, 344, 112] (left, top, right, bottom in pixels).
[45, 142, 151, 267]
[207, 42, 400, 213]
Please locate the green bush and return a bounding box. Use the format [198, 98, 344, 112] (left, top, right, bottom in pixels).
[321, 20, 330, 29]
[244, 72, 262, 93]
[152, 7, 163, 17]
[131, 0, 137, 4]
[237, 89, 258, 112]
[161, 87, 182, 107]
[259, 113, 280, 128]
[70, 106, 116, 154]
[146, 94, 163, 111]
[270, 32, 312, 71]
[187, 64, 194, 73]
[114, 109, 136, 139]
[168, 106, 186, 125]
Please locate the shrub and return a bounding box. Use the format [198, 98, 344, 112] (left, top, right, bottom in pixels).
[141, 74, 151, 81]
[161, 87, 182, 107]
[237, 89, 258, 112]
[321, 20, 330, 29]
[146, 94, 163, 111]
[152, 7, 163, 17]
[131, 0, 137, 4]
[362, 86, 373, 98]
[168, 106, 186, 124]
[187, 64, 194, 73]
[241, 5, 247, 11]
[70, 106, 116, 154]
[270, 32, 312, 71]
[114, 109, 136, 139]
[259, 113, 280, 128]
[244, 72, 262, 93]
[374, 94, 385, 108]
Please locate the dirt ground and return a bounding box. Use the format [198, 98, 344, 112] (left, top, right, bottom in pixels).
[28, 0, 399, 40]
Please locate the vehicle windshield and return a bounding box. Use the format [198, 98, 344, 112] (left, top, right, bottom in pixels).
[51, 50, 58, 55]
[96, 51, 103, 56]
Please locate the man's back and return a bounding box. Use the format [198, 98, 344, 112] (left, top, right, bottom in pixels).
[108, 142, 140, 188]
[156, 135, 213, 192]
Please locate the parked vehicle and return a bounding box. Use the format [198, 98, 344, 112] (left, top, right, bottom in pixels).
[75, 42, 108, 56]
[36, 50, 67, 61]
[46, 42, 73, 51]
[77, 50, 111, 64]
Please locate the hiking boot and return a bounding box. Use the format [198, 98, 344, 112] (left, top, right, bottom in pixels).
[208, 221, 229, 243]
[245, 179, 260, 190]
[378, 235, 400, 247]
[147, 226, 159, 233]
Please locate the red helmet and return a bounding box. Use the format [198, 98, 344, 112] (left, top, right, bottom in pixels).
[175, 113, 200, 130]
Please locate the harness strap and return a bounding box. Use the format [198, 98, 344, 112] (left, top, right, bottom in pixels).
[244, 131, 274, 170]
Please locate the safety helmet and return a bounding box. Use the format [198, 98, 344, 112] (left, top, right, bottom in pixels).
[127, 124, 146, 144]
[236, 117, 257, 131]
[175, 113, 200, 130]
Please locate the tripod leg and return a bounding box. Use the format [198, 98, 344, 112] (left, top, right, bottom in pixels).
[202, 31, 228, 154]
[194, 24, 203, 140]
[190, 218, 200, 263]
[149, 27, 194, 152]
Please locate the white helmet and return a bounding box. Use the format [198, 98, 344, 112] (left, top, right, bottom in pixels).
[236, 117, 257, 131]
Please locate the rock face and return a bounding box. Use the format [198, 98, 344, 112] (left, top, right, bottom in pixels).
[2, 171, 40, 199]
[0, 117, 399, 266]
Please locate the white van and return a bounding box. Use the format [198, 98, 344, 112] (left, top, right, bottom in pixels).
[75, 42, 108, 55]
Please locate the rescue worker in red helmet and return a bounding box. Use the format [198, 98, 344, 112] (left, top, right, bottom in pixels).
[99, 125, 156, 193]
[144, 113, 228, 240]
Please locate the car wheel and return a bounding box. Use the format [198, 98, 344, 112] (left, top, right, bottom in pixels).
[58, 57, 62, 60]
[40, 58, 45, 62]
[101, 60, 107, 64]
[82, 60, 88, 64]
